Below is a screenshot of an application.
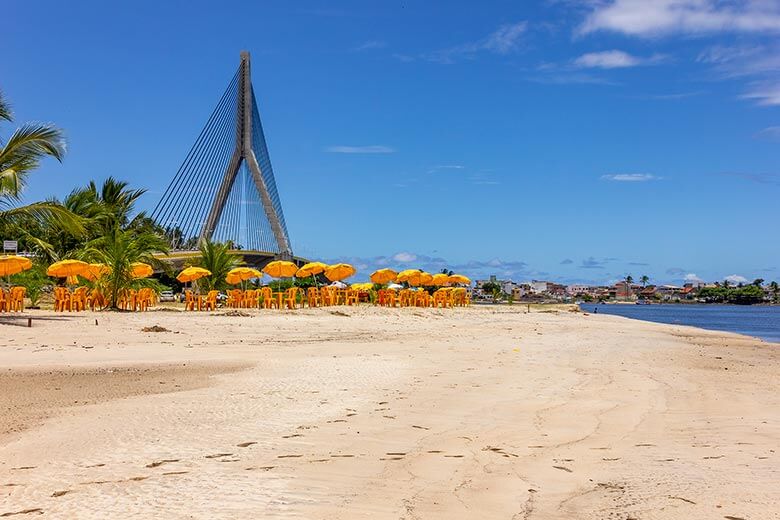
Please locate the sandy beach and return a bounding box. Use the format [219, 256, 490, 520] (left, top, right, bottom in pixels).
[1, 306, 778, 519]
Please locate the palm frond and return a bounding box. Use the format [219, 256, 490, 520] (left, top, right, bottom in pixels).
[0, 91, 11, 123]
[0, 124, 66, 197]
[0, 201, 85, 236]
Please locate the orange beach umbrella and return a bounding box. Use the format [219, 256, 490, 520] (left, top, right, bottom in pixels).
[131, 262, 154, 279]
[177, 266, 211, 283]
[0, 255, 32, 277]
[324, 263, 356, 282]
[226, 267, 262, 285]
[81, 263, 111, 281]
[47, 259, 89, 278]
[370, 268, 397, 284]
[263, 260, 298, 278]
[429, 273, 451, 286]
[296, 261, 328, 278]
[448, 274, 471, 285]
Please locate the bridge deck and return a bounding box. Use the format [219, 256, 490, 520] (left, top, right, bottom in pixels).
[153, 250, 309, 270]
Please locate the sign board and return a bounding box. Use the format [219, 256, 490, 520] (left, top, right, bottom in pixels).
[3, 240, 18, 253]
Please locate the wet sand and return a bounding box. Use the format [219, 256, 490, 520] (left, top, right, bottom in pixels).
[0, 306, 778, 519]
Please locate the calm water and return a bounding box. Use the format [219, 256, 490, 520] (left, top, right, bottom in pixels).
[578, 303, 780, 343]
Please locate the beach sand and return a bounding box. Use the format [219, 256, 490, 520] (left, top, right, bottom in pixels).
[0, 306, 777, 519]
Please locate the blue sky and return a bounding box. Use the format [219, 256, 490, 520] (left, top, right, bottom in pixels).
[3, 0, 779, 285]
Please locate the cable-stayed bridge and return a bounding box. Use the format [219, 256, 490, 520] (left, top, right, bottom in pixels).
[152, 52, 303, 267]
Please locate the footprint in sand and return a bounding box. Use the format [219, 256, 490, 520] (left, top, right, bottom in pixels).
[552, 465, 573, 472]
[127, 476, 148, 482]
[162, 471, 189, 476]
[145, 459, 180, 468]
[427, 450, 443, 453]
[386, 452, 406, 456]
[0, 508, 43, 517]
[330, 454, 355, 458]
[51, 490, 72, 498]
[411, 425, 430, 430]
[245, 466, 276, 471]
[444, 455, 464, 458]
[205, 453, 233, 459]
[282, 434, 303, 439]
[236, 442, 257, 448]
[10, 467, 35, 471]
[668, 496, 696, 504]
[277, 454, 303, 458]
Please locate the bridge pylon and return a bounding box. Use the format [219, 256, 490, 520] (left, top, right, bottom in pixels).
[152, 52, 292, 256]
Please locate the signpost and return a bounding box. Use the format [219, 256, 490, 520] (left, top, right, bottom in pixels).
[3, 240, 18, 254]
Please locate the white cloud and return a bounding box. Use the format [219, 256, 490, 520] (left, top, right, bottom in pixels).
[740, 82, 780, 106]
[575, 50, 641, 68]
[601, 173, 661, 182]
[579, 0, 780, 37]
[482, 22, 529, 54]
[392, 252, 417, 263]
[325, 145, 395, 154]
[684, 273, 703, 282]
[428, 165, 465, 173]
[423, 22, 528, 64]
[725, 274, 749, 284]
[354, 40, 386, 51]
[754, 126, 780, 141]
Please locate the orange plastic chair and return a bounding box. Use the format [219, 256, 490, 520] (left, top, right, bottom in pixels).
[242, 289, 258, 308]
[9, 287, 26, 312]
[202, 290, 219, 311]
[284, 287, 301, 309]
[184, 290, 202, 311]
[70, 287, 88, 312]
[345, 289, 359, 306]
[227, 289, 244, 308]
[306, 287, 319, 308]
[0, 288, 6, 312]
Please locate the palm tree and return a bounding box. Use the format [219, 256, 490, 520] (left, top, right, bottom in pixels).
[196, 239, 242, 291]
[753, 278, 764, 287]
[0, 92, 80, 232]
[640, 275, 649, 287]
[83, 227, 168, 309]
[770, 281, 779, 302]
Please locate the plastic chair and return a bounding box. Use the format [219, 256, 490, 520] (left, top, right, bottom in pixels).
[284, 287, 301, 309]
[203, 290, 219, 311]
[9, 287, 26, 312]
[243, 289, 259, 308]
[306, 287, 319, 308]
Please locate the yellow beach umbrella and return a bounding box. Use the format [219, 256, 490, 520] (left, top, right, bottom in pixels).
[131, 262, 154, 279]
[66, 275, 80, 286]
[397, 269, 422, 285]
[370, 268, 397, 284]
[350, 282, 373, 291]
[177, 266, 212, 283]
[296, 261, 328, 278]
[429, 273, 450, 286]
[416, 272, 434, 286]
[226, 267, 262, 285]
[263, 260, 298, 278]
[448, 274, 471, 285]
[324, 263, 356, 282]
[80, 263, 111, 281]
[0, 255, 32, 277]
[47, 259, 89, 278]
